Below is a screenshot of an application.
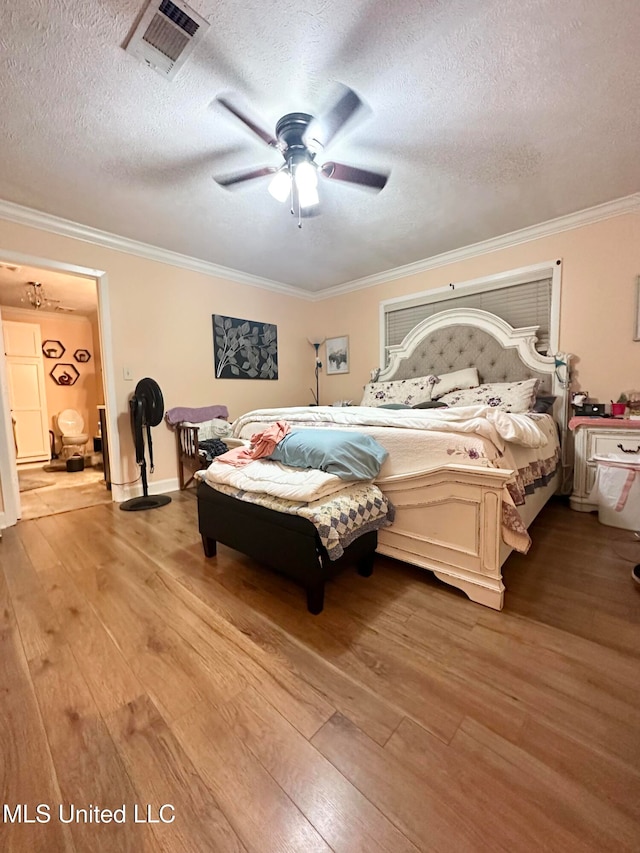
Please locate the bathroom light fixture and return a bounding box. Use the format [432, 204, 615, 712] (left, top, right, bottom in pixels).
[21, 281, 51, 310]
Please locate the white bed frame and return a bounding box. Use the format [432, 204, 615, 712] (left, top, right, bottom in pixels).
[374, 308, 571, 610]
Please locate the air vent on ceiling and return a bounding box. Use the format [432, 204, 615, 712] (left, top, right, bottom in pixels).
[55, 306, 75, 314]
[125, 0, 209, 80]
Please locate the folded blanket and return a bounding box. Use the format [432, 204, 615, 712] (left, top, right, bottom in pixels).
[165, 405, 228, 426]
[201, 458, 349, 502]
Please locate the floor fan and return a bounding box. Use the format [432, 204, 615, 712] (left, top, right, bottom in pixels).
[120, 377, 171, 512]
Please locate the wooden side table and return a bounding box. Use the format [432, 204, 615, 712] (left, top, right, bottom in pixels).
[569, 417, 640, 511]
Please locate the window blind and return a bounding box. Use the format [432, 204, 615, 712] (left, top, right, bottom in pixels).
[384, 277, 552, 357]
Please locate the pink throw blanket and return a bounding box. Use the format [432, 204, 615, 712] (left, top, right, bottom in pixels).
[216, 421, 290, 467]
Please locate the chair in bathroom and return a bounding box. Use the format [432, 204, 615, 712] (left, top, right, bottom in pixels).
[57, 408, 89, 458]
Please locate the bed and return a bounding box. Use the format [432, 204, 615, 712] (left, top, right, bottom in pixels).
[207, 308, 571, 611]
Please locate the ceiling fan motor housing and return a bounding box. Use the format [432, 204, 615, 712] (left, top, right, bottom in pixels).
[275, 112, 315, 163]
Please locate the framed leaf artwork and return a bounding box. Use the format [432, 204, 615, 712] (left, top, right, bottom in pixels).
[213, 315, 278, 380]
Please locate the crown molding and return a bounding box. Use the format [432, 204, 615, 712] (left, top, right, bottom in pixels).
[0, 199, 309, 300]
[311, 193, 640, 300]
[0, 193, 638, 304]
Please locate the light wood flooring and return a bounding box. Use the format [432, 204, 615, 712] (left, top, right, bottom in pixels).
[18, 464, 111, 520]
[1, 493, 639, 852]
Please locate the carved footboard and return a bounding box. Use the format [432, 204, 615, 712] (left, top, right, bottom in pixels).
[376, 464, 512, 610]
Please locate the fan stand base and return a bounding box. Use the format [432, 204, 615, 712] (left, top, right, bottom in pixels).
[120, 494, 172, 512]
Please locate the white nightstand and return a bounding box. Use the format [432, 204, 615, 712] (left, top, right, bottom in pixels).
[570, 418, 640, 511]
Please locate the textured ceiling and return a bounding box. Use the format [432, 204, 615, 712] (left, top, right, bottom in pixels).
[0, 0, 639, 293]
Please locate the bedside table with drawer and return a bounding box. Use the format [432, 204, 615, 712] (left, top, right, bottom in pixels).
[570, 418, 640, 511]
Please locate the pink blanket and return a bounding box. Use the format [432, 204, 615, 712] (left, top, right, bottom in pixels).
[216, 421, 290, 467]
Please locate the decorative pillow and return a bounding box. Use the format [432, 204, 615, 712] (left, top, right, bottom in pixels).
[269, 429, 388, 480]
[430, 367, 480, 400]
[532, 395, 556, 414]
[438, 378, 540, 413]
[378, 403, 412, 409]
[359, 375, 439, 407]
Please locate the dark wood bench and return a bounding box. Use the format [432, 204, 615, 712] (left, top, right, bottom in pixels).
[197, 481, 377, 614]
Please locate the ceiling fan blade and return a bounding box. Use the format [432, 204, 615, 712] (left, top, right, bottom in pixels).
[214, 166, 278, 188]
[216, 95, 278, 148]
[304, 86, 364, 151]
[321, 161, 388, 191]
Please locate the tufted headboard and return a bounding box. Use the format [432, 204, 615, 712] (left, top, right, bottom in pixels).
[383, 321, 553, 393]
[378, 308, 571, 430]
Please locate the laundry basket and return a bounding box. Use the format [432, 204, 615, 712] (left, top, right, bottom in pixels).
[589, 453, 640, 530]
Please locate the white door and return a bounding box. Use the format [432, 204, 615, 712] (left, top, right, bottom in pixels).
[3, 320, 50, 462]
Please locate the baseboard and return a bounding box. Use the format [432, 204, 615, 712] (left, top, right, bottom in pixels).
[113, 477, 179, 503]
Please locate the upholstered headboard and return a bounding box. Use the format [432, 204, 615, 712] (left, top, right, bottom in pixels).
[378, 308, 571, 428]
[383, 321, 553, 393]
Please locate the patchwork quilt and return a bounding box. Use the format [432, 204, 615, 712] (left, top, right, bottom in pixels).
[197, 476, 394, 560]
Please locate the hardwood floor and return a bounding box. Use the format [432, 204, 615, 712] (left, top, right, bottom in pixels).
[1, 493, 639, 852]
[18, 464, 111, 521]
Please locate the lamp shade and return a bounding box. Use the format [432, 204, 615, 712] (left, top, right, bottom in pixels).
[295, 161, 319, 209]
[268, 169, 291, 202]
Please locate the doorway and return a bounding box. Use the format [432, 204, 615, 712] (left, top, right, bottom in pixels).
[0, 254, 119, 525]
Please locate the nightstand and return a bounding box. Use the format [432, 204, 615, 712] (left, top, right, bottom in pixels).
[570, 418, 640, 511]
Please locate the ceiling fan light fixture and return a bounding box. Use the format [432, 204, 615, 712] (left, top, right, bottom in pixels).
[268, 169, 291, 203]
[214, 86, 388, 226]
[295, 160, 319, 209]
[298, 185, 319, 209]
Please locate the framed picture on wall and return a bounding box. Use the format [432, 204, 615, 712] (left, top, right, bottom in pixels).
[326, 335, 349, 374]
[212, 314, 278, 379]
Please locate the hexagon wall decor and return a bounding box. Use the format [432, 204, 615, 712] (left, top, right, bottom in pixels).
[50, 363, 79, 386]
[42, 340, 65, 359]
[74, 348, 91, 363]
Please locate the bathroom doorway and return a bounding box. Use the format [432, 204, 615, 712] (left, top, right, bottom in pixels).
[0, 260, 113, 522]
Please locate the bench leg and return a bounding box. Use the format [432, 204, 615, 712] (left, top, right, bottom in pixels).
[201, 535, 217, 558]
[357, 552, 375, 578]
[306, 582, 325, 615]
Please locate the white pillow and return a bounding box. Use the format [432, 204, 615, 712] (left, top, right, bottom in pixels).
[430, 367, 480, 400]
[360, 375, 439, 407]
[438, 378, 540, 413]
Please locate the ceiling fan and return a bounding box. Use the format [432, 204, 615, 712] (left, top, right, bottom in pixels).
[213, 86, 389, 227]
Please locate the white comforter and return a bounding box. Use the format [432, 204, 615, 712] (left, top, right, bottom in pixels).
[232, 405, 548, 454]
[200, 458, 347, 502]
